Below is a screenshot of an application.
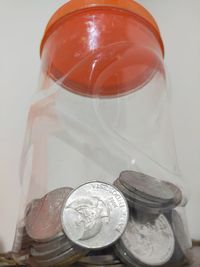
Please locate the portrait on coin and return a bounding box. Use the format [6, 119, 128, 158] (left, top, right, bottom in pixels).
[64, 196, 110, 241]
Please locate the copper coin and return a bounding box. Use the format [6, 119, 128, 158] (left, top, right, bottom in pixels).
[25, 187, 72, 242]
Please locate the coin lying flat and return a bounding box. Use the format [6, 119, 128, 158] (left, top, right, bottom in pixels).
[61, 182, 129, 249]
[13, 227, 32, 252]
[79, 264, 125, 267]
[25, 187, 72, 242]
[12, 219, 33, 265]
[79, 249, 120, 266]
[31, 236, 73, 261]
[114, 178, 176, 214]
[78, 255, 120, 266]
[114, 179, 161, 208]
[32, 245, 88, 267]
[31, 233, 69, 254]
[114, 244, 136, 267]
[119, 171, 176, 204]
[164, 182, 182, 207]
[172, 210, 193, 263]
[116, 213, 175, 266]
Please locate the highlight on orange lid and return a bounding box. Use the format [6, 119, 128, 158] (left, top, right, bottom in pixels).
[40, 0, 164, 56]
[40, 0, 165, 97]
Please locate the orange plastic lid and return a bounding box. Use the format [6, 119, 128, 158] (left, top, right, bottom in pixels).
[40, 0, 164, 97]
[41, 0, 164, 56]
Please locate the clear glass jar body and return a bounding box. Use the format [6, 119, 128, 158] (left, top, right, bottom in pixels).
[13, 4, 192, 267]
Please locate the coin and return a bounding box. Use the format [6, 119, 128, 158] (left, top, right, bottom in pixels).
[31, 233, 73, 260]
[116, 213, 175, 266]
[172, 209, 193, 263]
[13, 223, 32, 254]
[25, 187, 72, 242]
[32, 233, 68, 254]
[114, 179, 160, 206]
[31, 241, 73, 261]
[114, 178, 174, 214]
[12, 219, 32, 265]
[79, 252, 120, 266]
[32, 246, 88, 267]
[79, 253, 120, 265]
[79, 264, 125, 267]
[164, 181, 182, 206]
[119, 171, 176, 204]
[25, 199, 40, 217]
[114, 244, 136, 267]
[61, 182, 129, 249]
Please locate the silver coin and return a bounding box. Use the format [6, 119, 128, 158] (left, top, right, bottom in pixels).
[79, 264, 125, 267]
[118, 213, 175, 266]
[114, 244, 136, 267]
[79, 254, 120, 265]
[61, 182, 129, 249]
[32, 233, 67, 253]
[31, 238, 73, 261]
[114, 179, 163, 208]
[172, 210, 193, 261]
[119, 171, 175, 203]
[33, 246, 88, 267]
[25, 187, 72, 242]
[164, 181, 182, 206]
[123, 194, 163, 215]
[114, 179, 168, 214]
[13, 226, 32, 253]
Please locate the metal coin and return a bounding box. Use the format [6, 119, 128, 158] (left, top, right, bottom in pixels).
[61, 182, 129, 249]
[78, 264, 125, 267]
[13, 227, 32, 253]
[124, 192, 173, 215]
[114, 179, 171, 214]
[114, 244, 137, 267]
[114, 179, 162, 207]
[119, 171, 175, 204]
[25, 187, 72, 242]
[32, 246, 88, 267]
[78, 254, 120, 265]
[172, 209, 193, 262]
[164, 181, 182, 206]
[31, 233, 67, 253]
[25, 198, 40, 217]
[118, 213, 175, 266]
[30, 238, 74, 261]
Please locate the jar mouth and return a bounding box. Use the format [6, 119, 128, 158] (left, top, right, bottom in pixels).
[40, 3, 164, 57]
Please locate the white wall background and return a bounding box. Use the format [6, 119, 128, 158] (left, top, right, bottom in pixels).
[0, 0, 199, 252]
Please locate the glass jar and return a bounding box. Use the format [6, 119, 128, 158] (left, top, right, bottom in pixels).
[13, 1, 192, 267]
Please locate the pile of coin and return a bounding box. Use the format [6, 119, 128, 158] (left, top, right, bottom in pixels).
[11, 171, 192, 267]
[114, 171, 192, 267]
[12, 220, 32, 265]
[77, 248, 123, 267]
[114, 171, 182, 214]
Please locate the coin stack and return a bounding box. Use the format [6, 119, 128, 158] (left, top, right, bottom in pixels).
[18, 182, 128, 267]
[77, 248, 123, 267]
[12, 220, 32, 265]
[114, 171, 192, 267]
[24, 187, 89, 267]
[11, 172, 192, 267]
[114, 171, 182, 214]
